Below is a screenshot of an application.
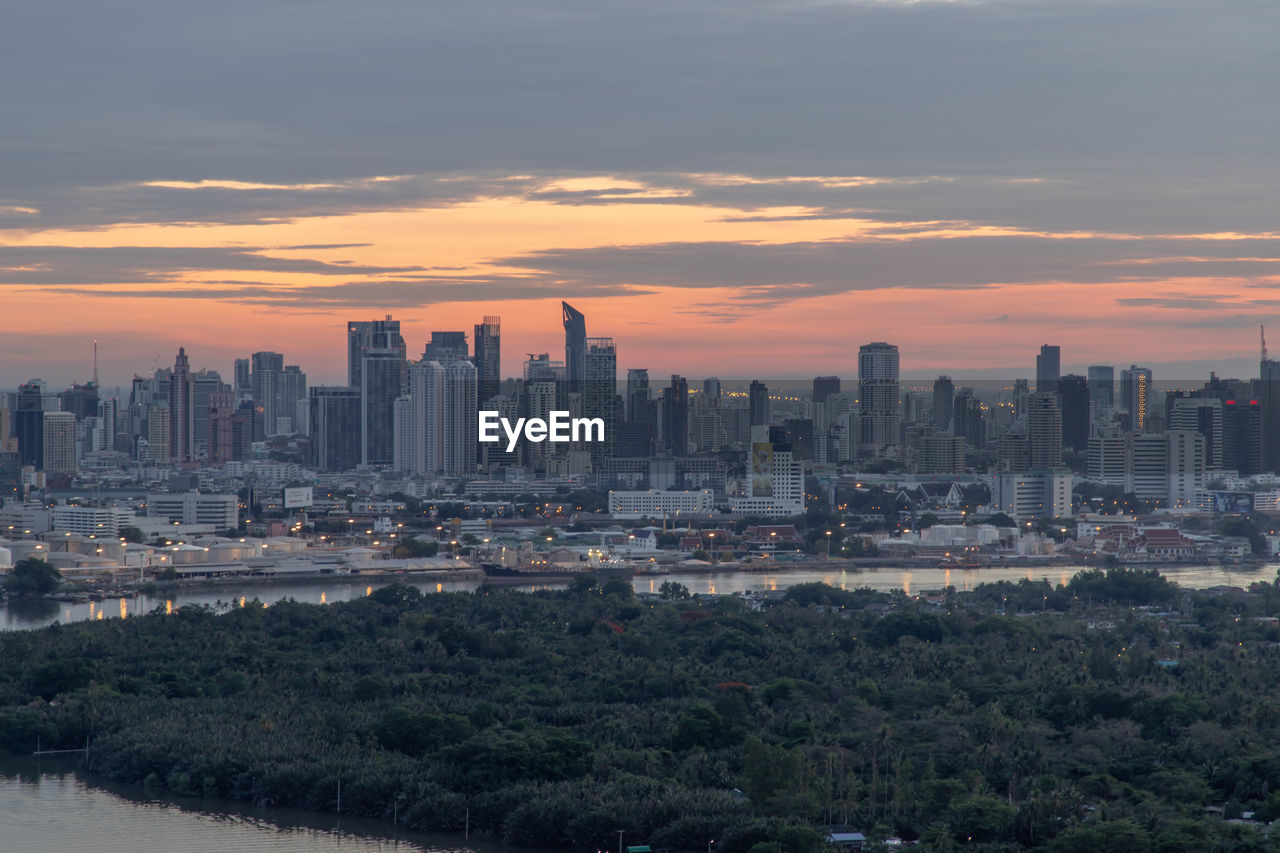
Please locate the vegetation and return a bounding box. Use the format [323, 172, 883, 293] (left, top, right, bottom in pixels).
[3, 558, 62, 596]
[0, 575, 1278, 850]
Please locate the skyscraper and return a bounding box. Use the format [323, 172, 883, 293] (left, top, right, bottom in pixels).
[250, 351, 283, 440]
[347, 317, 405, 388]
[233, 358, 251, 403]
[1036, 345, 1060, 394]
[662, 375, 689, 456]
[748, 380, 770, 427]
[310, 387, 362, 471]
[1059, 374, 1090, 452]
[562, 301, 586, 393]
[12, 382, 44, 467]
[42, 411, 76, 474]
[168, 347, 195, 464]
[1121, 365, 1153, 432]
[858, 342, 900, 450]
[932, 376, 954, 431]
[812, 376, 840, 404]
[626, 369, 650, 422]
[583, 338, 617, 462]
[474, 316, 501, 404]
[1259, 352, 1280, 473]
[1087, 365, 1114, 416]
[1026, 391, 1063, 468]
[360, 348, 406, 467]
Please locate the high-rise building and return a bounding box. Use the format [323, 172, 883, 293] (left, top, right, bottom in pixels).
[398, 360, 477, 476]
[1166, 429, 1205, 508]
[1059, 374, 1090, 452]
[953, 387, 985, 448]
[12, 382, 44, 468]
[703, 377, 722, 402]
[662, 375, 689, 457]
[474, 316, 501, 404]
[1223, 399, 1263, 475]
[423, 331, 468, 363]
[41, 411, 76, 473]
[310, 387, 362, 471]
[748, 380, 770, 427]
[1026, 391, 1063, 468]
[562, 301, 586, 393]
[1036, 345, 1060, 394]
[1087, 365, 1114, 417]
[583, 338, 617, 463]
[191, 370, 223, 456]
[347, 317, 406, 388]
[1087, 427, 1128, 485]
[359, 348, 406, 467]
[858, 342, 900, 450]
[443, 359, 478, 476]
[1121, 366, 1153, 432]
[1169, 397, 1223, 469]
[277, 366, 307, 436]
[1260, 354, 1280, 473]
[932, 376, 954, 431]
[233, 358, 251, 403]
[207, 390, 237, 465]
[627, 369, 650, 422]
[812, 376, 840, 404]
[168, 347, 196, 464]
[250, 351, 284, 441]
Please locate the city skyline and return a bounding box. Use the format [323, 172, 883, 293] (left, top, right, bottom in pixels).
[4, 0, 1280, 387]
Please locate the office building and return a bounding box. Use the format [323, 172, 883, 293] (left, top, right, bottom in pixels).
[347, 317, 406, 388]
[1088, 365, 1114, 417]
[310, 387, 362, 471]
[359, 348, 406, 467]
[1169, 397, 1223, 469]
[1223, 399, 1263, 475]
[12, 382, 44, 468]
[1121, 366, 1153, 432]
[994, 470, 1071, 520]
[1027, 392, 1063, 468]
[1167, 429, 1206, 508]
[748, 380, 770, 427]
[146, 492, 238, 529]
[423, 331, 468, 363]
[42, 411, 76, 473]
[662, 375, 689, 457]
[168, 348, 196, 463]
[932, 376, 954, 431]
[1036, 345, 1060, 394]
[729, 427, 804, 517]
[474, 316, 501, 404]
[583, 338, 617, 462]
[812, 376, 840, 404]
[858, 342, 900, 450]
[609, 489, 715, 520]
[562, 301, 586, 393]
[1059, 374, 1090, 452]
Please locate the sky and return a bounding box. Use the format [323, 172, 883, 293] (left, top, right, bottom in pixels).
[3, 0, 1279, 389]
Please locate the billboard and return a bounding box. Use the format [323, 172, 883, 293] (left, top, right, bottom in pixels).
[1213, 491, 1253, 514]
[750, 442, 773, 498]
[283, 486, 314, 509]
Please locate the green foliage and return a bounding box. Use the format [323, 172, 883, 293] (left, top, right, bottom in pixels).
[660, 581, 691, 600]
[4, 578, 1280, 849]
[4, 558, 62, 595]
[392, 538, 438, 558]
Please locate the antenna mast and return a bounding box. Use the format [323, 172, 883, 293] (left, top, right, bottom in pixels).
[1263, 325, 1269, 362]
[92, 339, 99, 386]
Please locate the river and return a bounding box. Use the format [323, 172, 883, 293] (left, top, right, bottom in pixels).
[3, 561, 1276, 631]
[0, 756, 539, 853]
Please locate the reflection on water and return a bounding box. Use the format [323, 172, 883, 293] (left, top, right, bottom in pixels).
[0, 757, 535, 853]
[3, 562, 1277, 631]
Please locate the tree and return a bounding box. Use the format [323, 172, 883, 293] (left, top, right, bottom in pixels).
[659, 581, 690, 600]
[4, 558, 61, 596]
[118, 526, 145, 543]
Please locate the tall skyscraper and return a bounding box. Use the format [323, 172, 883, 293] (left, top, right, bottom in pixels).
[1170, 397, 1223, 469]
[1121, 365, 1153, 432]
[703, 377, 722, 402]
[1224, 399, 1263, 475]
[360, 348, 406, 467]
[562, 301, 586, 393]
[1087, 365, 1114, 416]
[583, 338, 617, 462]
[858, 342, 900, 450]
[398, 359, 477, 476]
[1026, 391, 1063, 468]
[42, 411, 76, 474]
[473, 316, 501, 404]
[310, 387, 362, 471]
[1259, 346, 1280, 473]
[662, 375, 689, 456]
[12, 382, 44, 467]
[1059, 374, 1090, 452]
[168, 347, 195, 464]
[953, 387, 984, 448]
[1036, 345, 1060, 394]
[347, 317, 406, 388]
[207, 390, 237, 465]
[250, 351, 284, 440]
[233, 358, 251, 403]
[748, 380, 770, 427]
[932, 376, 954, 431]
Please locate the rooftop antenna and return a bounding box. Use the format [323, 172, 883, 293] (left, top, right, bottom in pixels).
[92, 339, 99, 386]
[1263, 325, 1269, 362]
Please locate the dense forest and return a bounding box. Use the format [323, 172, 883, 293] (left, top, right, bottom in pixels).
[2, 571, 1280, 851]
